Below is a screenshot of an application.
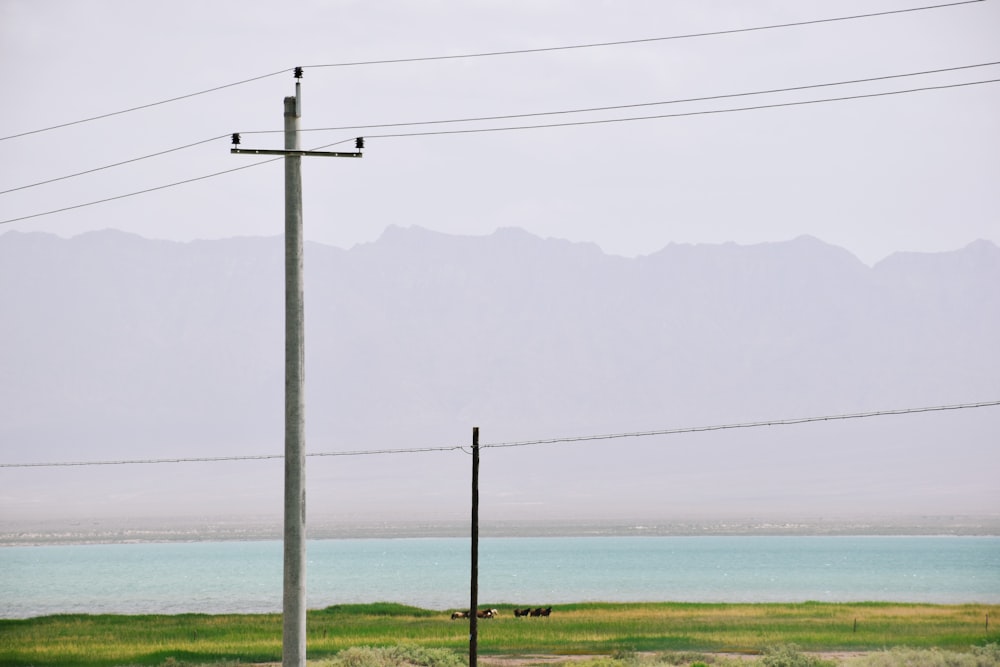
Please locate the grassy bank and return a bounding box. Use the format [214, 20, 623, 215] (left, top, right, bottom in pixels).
[1, 602, 997, 667]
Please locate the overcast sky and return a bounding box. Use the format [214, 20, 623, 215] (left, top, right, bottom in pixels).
[1, 0, 998, 266]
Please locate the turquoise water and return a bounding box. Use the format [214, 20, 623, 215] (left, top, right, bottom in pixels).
[2, 536, 998, 618]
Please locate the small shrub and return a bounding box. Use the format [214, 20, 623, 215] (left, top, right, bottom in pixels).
[655, 653, 718, 666]
[322, 644, 465, 667]
[842, 644, 1000, 667]
[612, 649, 639, 664]
[577, 658, 630, 667]
[761, 644, 834, 667]
[972, 643, 1000, 667]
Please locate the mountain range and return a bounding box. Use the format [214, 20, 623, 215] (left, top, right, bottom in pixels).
[1, 227, 997, 527]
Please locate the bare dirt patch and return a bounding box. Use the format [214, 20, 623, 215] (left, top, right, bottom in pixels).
[477, 651, 873, 666]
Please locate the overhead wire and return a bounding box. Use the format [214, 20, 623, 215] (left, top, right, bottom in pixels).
[245, 61, 1000, 136]
[0, 0, 985, 142]
[0, 70, 290, 142]
[6, 61, 997, 198]
[0, 135, 230, 196]
[480, 400, 1000, 450]
[6, 60, 997, 198]
[1, 399, 996, 468]
[0, 155, 284, 224]
[0, 137, 354, 224]
[0, 445, 467, 469]
[304, 1, 985, 68]
[2, 75, 997, 227]
[362, 78, 1000, 141]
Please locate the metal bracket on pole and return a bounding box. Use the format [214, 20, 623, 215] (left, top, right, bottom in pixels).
[231, 148, 362, 158]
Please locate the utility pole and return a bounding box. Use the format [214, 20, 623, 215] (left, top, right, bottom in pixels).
[231, 68, 362, 667]
[469, 427, 480, 667]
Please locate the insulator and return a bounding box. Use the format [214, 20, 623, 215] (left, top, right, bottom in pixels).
[231, 133, 241, 146]
[293, 66, 303, 79]
[355, 137, 365, 150]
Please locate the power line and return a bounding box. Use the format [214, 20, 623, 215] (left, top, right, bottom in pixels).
[7, 61, 996, 198]
[0, 138, 356, 225]
[481, 400, 1000, 450]
[1, 399, 996, 469]
[364, 78, 1000, 141]
[0, 138, 360, 225]
[0, 445, 468, 469]
[0, 135, 229, 196]
[274, 61, 1000, 136]
[1, 76, 996, 228]
[305, 1, 985, 69]
[0, 156, 284, 224]
[0, 70, 290, 142]
[0, 0, 983, 143]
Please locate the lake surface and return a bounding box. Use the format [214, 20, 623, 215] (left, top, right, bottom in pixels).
[2, 536, 998, 618]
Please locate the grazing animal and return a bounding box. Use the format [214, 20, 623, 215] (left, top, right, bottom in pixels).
[476, 609, 496, 619]
[514, 607, 531, 617]
[451, 611, 469, 620]
[530, 607, 543, 617]
[540, 606, 552, 617]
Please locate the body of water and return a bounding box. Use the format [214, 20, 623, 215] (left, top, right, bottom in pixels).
[2, 536, 998, 618]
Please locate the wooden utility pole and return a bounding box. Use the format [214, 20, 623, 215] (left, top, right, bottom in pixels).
[231, 68, 362, 667]
[469, 427, 480, 667]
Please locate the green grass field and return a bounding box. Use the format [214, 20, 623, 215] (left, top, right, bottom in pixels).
[0, 602, 997, 667]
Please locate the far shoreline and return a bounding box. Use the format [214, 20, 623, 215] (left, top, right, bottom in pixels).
[3, 515, 999, 547]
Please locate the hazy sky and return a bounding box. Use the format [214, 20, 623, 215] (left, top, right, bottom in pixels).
[1, 0, 998, 265]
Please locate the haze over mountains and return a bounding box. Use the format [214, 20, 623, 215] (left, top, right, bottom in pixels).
[1, 227, 997, 529]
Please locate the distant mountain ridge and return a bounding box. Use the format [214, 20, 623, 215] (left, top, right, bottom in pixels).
[1, 227, 997, 523]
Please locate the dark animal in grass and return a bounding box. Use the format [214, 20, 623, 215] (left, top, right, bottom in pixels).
[514, 607, 531, 617]
[451, 611, 469, 620]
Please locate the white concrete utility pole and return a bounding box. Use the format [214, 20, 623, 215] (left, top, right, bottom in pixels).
[231, 67, 363, 667]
